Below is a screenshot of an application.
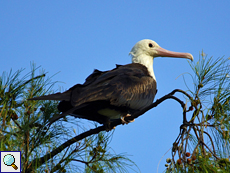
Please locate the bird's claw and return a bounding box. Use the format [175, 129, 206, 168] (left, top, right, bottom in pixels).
[121, 114, 135, 125]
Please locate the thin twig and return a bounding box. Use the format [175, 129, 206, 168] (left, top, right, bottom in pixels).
[203, 131, 217, 157]
[200, 140, 220, 160]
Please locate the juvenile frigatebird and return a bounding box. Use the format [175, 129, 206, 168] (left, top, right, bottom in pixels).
[29, 39, 193, 125]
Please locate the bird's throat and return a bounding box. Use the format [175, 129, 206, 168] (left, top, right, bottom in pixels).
[132, 55, 155, 80]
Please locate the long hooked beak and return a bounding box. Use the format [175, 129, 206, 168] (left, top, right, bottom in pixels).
[156, 47, 193, 61]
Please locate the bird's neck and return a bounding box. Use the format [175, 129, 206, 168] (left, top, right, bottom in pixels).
[132, 54, 156, 80]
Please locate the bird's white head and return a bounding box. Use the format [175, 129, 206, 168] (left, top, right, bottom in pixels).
[129, 39, 193, 80]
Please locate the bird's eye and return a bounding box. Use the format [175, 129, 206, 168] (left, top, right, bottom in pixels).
[149, 43, 153, 48]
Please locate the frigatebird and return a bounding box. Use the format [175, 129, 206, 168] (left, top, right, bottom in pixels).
[29, 39, 193, 125]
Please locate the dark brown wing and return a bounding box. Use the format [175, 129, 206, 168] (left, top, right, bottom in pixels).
[70, 63, 156, 110]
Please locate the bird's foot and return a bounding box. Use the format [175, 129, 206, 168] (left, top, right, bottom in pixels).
[121, 114, 135, 125]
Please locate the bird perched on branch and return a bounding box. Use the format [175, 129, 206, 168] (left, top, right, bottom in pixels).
[29, 39, 193, 126]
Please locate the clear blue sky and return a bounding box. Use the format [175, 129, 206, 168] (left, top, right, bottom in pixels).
[1, 1, 229, 172]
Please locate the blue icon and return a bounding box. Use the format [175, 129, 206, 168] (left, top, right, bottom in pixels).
[3, 154, 18, 170]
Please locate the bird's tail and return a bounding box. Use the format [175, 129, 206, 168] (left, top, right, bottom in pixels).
[28, 92, 70, 101]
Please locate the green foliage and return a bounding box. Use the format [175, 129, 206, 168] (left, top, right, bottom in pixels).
[164, 53, 230, 172]
[0, 64, 62, 171]
[84, 131, 139, 173]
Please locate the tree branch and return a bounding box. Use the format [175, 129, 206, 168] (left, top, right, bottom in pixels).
[27, 89, 190, 172]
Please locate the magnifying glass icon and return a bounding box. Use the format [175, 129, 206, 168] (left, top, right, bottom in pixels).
[3, 154, 18, 170]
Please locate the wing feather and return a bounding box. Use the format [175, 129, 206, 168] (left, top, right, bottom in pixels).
[70, 63, 156, 110]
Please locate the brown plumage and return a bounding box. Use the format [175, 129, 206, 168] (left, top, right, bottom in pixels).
[30, 63, 156, 124]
